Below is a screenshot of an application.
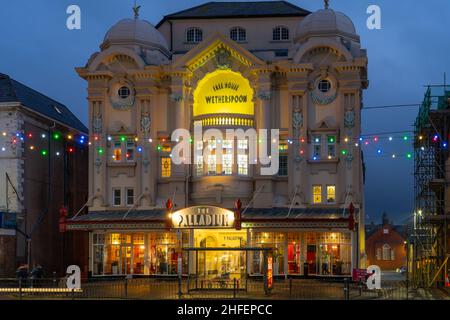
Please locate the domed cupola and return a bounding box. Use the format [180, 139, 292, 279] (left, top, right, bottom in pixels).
[100, 6, 170, 64]
[295, 2, 359, 43]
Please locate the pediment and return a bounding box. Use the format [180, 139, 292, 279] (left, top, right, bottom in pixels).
[172, 33, 264, 72]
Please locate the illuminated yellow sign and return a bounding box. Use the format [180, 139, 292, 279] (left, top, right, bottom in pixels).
[194, 70, 254, 117]
[171, 206, 235, 229]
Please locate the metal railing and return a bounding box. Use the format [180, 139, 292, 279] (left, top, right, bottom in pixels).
[0, 277, 445, 300]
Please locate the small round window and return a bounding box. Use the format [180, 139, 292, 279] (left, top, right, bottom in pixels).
[318, 79, 331, 93]
[118, 86, 131, 99]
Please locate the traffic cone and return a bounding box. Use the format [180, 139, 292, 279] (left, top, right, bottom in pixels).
[445, 274, 450, 287]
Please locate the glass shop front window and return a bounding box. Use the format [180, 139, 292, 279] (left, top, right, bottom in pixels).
[92, 231, 189, 276]
[250, 232, 285, 275]
[193, 230, 247, 282]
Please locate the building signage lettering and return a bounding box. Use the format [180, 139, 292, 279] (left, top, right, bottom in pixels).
[172, 206, 235, 229]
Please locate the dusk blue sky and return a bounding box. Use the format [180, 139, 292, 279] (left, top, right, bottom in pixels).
[1, 0, 449, 225]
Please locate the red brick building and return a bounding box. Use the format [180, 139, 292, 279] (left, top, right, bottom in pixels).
[0, 73, 89, 277]
[366, 213, 407, 270]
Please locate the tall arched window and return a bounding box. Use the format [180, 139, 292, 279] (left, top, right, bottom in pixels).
[230, 27, 246, 42]
[273, 26, 289, 41]
[382, 244, 392, 261]
[186, 27, 203, 43]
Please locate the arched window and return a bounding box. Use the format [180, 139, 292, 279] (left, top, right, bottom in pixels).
[273, 26, 289, 41]
[230, 27, 246, 42]
[382, 244, 391, 261]
[186, 27, 203, 43]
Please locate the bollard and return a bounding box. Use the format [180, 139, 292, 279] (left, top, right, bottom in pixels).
[289, 278, 292, 298]
[19, 278, 23, 300]
[178, 275, 182, 299]
[343, 278, 350, 300]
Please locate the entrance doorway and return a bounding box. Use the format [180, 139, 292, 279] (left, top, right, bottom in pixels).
[184, 247, 272, 291]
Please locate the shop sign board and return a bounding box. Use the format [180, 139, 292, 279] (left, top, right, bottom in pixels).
[171, 206, 235, 229]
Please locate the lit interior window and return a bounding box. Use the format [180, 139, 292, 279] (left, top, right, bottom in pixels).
[222, 140, 233, 149]
[207, 154, 216, 175]
[238, 139, 248, 150]
[327, 185, 336, 203]
[161, 157, 171, 177]
[196, 155, 203, 176]
[313, 185, 322, 204]
[238, 154, 248, 175]
[126, 140, 135, 161]
[113, 141, 122, 161]
[222, 153, 233, 175]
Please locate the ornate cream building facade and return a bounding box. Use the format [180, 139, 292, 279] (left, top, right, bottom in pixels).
[68, 1, 368, 280]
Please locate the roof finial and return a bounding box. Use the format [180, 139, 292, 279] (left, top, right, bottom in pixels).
[133, 1, 141, 19]
[324, 0, 329, 10]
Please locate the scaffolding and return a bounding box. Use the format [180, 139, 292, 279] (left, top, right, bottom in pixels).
[413, 85, 450, 288]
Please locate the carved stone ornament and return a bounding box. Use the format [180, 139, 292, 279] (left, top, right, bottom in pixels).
[169, 93, 183, 102]
[258, 91, 271, 100]
[215, 48, 232, 69]
[292, 111, 303, 130]
[140, 112, 151, 134]
[344, 110, 355, 128]
[92, 113, 103, 134]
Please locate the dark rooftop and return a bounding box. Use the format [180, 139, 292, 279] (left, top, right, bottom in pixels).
[156, 1, 310, 28]
[0, 73, 87, 133]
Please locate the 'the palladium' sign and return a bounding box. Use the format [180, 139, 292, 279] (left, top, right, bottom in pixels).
[171, 206, 235, 229]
